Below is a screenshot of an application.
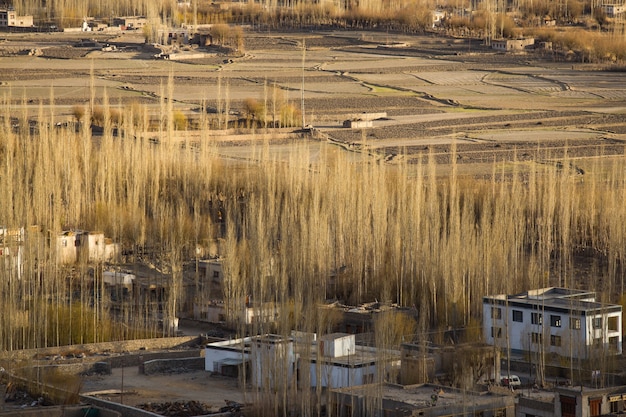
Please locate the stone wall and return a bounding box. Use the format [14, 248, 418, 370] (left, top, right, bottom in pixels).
[0, 406, 121, 417]
[107, 349, 204, 369]
[0, 336, 202, 362]
[142, 357, 205, 375]
[24, 349, 205, 377]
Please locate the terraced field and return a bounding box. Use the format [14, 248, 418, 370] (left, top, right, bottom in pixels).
[0, 29, 624, 175]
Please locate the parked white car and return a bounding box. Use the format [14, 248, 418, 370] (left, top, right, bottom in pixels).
[501, 375, 522, 387]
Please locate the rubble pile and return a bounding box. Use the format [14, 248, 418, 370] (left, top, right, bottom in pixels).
[3, 382, 51, 407]
[138, 400, 213, 417]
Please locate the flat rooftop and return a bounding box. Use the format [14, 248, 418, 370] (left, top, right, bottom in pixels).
[334, 383, 512, 408]
[207, 334, 399, 367]
[484, 287, 621, 314]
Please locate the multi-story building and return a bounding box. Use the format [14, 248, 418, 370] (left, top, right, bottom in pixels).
[601, 0, 626, 17]
[483, 287, 622, 360]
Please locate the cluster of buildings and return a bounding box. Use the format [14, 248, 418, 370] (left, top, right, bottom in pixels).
[204, 332, 513, 417]
[197, 285, 625, 417]
[3, 223, 626, 416]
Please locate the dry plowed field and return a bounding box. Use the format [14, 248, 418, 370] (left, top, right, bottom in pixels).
[1, 29, 625, 175]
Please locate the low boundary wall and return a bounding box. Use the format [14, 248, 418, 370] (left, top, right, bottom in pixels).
[0, 336, 202, 363]
[80, 396, 163, 417]
[142, 357, 205, 375]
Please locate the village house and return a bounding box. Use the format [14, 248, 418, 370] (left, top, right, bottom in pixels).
[0, 8, 33, 28]
[483, 287, 622, 360]
[112, 16, 147, 30]
[196, 258, 224, 298]
[194, 298, 280, 326]
[319, 300, 418, 337]
[491, 38, 535, 52]
[400, 341, 500, 388]
[54, 230, 120, 265]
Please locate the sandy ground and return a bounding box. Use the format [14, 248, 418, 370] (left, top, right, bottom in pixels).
[81, 367, 246, 412]
[76, 320, 244, 412]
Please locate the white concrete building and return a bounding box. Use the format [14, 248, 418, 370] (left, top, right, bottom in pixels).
[205, 333, 397, 390]
[205, 334, 295, 388]
[483, 287, 622, 360]
[308, 333, 381, 388]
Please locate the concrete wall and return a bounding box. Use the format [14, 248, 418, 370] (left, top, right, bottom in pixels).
[25, 349, 204, 377]
[80, 396, 163, 417]
[107, 348, 203, 369]
[516, 396, 555, 417]
[309, 362, 375, 388]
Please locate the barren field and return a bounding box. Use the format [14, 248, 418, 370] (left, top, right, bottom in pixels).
[81, 368, 246, 413]
[1, 29, 625, 175]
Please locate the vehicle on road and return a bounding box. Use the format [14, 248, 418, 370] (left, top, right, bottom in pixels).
[501, 375, 522, 387]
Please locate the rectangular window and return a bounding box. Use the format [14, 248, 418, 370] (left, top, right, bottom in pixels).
[512, 310, 523, 322]
[551, 335, 562, 346]
[213, 270, 220, 278]
[609, 336, 619, 350]
[593, 317, 602, 329]
[531, 312, 542, 325]
[491, 307, 502, 320]
[491, 327, 502, 338]
[570, 318, 581, 330]
[531, 332, 542, 344]
[608, 316, 619, 331]
[550, 315, 562, 327]
[610, 399, 621, 414]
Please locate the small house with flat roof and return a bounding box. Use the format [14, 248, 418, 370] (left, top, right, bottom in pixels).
[205, 332, 399, 390]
